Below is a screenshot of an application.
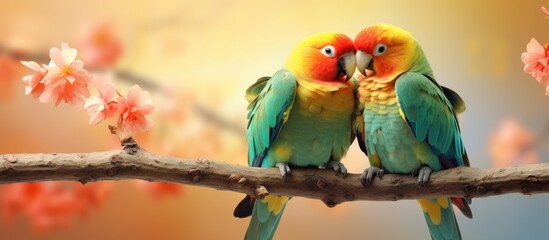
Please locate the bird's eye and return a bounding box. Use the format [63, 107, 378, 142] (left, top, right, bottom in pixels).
[373, 43, 387, 56]
[321, 45, 336, 58]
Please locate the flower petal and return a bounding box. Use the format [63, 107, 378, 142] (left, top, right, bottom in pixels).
[49, 47, 65, 67]
[138, 103, 154, 115]
[20, 61, 42, 72]
[89, 112, 105, 125]
[126, 85, 141, 104]
[526, 38, 544, 54]
[39, 86, 55, 104]
[72, 60, 84, 70]
[61, 48, 77, 65]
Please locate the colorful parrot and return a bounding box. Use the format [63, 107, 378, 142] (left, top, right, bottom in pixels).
[233, 32, 357, 240]
[353, 24, 472, 240]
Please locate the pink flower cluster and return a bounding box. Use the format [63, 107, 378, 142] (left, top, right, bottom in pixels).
[521, 7, 549, 95]
[21, 43, 154, 134]
[84, 81, 154, 133]
[521, 38, 549, 95]
[21, 43, 91, 106]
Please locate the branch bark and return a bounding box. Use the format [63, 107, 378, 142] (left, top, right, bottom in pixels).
[1, 139, 548, 207]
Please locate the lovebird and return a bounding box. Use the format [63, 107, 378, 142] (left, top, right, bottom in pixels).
[353, 24, 472, 240]
[233, 32, 357, 240]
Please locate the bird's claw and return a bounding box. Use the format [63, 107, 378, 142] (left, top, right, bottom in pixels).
[360, 167, 385, 185]
[323, 161, 348, 177]
[276, 163, 291, 178]
[417, 166, 432, 187]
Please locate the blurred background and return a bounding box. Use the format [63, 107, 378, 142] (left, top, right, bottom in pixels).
[0, 0, 548, 239]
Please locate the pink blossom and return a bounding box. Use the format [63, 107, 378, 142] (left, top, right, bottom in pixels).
[80, 22, 123, 67]
[84, 74, 119, 125]
[41, 43, 92, 106]
[20, 61, 47, 98]
[521, 38, 549, 85]
[117, 85, 154, 134]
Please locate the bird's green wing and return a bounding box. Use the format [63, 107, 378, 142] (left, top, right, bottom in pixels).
[397, 72, 473, 225]
[246, 69, 297, 167]
[236, 70, 296, 239]
[395, 72, 466, 168]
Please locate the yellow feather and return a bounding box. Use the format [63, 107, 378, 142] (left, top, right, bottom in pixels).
[262, 196, 290, 215]
[417, 199, 442, 225]
[366, 81, 376, 89]
[378, 91, 389, 100]
[273, 144, 292, 163]
[437, 197, 449, 209]
[398, 107, 406, 121]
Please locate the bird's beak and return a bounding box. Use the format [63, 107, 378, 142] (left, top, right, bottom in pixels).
[337, 52, 356, 81]
[356, 50, 373, 77]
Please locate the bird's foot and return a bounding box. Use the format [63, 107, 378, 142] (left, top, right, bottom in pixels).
[360, 167, 385, 185]
[323, 161, 348, 177]
[275, 163, 291, 178]
[416, 166, 432, 187]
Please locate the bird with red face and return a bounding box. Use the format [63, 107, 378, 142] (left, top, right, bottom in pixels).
[353, 24, 471, 240]
[235, 32, 357, 240]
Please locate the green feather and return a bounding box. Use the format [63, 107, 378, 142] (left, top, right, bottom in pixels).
[245, 201, 286, 240]
[422, 198, 462, 240]
[396, 72, 465, 166]
[245, 76, 271, 103]
[241, 70, 296, 240]
[246, 70, 296, 167]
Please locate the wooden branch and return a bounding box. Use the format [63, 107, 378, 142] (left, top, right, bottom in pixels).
[1, 137, 548, 207]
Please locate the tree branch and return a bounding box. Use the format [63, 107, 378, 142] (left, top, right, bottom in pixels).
[1, 137, 548, 207]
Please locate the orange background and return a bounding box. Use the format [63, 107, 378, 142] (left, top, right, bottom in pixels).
[1, 0, 549, 239]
